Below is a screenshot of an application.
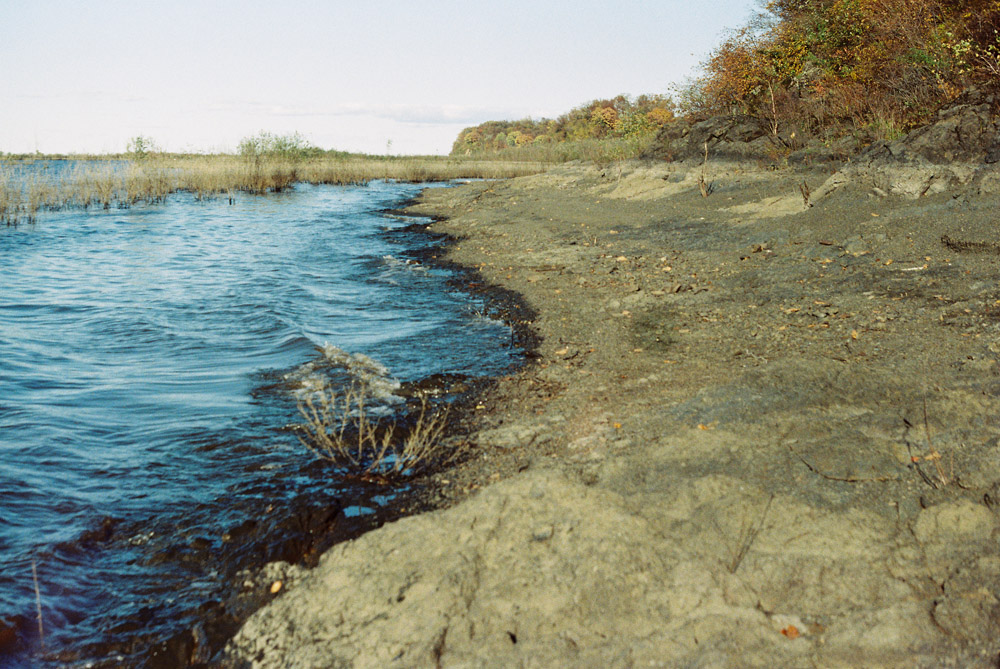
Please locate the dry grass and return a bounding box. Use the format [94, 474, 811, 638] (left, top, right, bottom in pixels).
[297, 381, 456, 482]
[0, 155, 550, 224]
[0, 169, 20, 223]
[459, 135, 656, 166]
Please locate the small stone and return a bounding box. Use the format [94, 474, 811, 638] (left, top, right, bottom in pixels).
[843, 240, 868, 256]
[532, 526, 554, 541]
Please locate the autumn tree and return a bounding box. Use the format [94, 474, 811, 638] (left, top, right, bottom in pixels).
[450, 94, 675, 155]
[686, 0, 1000, 137]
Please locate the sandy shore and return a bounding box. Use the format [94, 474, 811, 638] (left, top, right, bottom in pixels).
[224, 155, 1000, 667]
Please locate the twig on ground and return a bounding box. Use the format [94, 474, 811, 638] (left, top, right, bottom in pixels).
[787, 441, 897, 483]
[902, 398, 952, 489]
[799, 180, 811, 208]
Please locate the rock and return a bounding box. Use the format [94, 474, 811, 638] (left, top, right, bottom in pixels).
[814, 103, 1000, 199]
[914, 500, 996, 545]
[641, 115, 796, 163]
[226, 471, 774, 668]
[0, 616, 24, 656]
[932, 592, 1000, 641]
[843, 239, 868, 256]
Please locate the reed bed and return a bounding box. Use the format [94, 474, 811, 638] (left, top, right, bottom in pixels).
[0, 155, 550, 224]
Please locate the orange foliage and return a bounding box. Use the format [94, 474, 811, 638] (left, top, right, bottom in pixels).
[689, 0, 1000, 135]
[451, 95, 675, 155]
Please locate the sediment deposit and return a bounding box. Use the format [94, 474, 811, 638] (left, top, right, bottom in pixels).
[226, 124, 1000, 667]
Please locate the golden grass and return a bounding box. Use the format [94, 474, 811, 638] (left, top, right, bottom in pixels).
[0, 155, 550, 223]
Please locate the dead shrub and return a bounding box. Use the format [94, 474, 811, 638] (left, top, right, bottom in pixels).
[297, 381, 456, 482]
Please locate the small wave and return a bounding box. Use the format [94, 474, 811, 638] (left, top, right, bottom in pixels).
[381, 254, 427, 272]
[273, 332, 317, 354]
[283, 344, 401, 405]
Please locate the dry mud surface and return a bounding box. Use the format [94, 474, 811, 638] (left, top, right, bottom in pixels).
[226, 160, 1000, 667]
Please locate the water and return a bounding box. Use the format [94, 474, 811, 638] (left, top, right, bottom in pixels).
[0, 178, 518, 665]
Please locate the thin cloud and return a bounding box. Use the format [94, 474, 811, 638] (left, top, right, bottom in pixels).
[205, 100, 532, 126]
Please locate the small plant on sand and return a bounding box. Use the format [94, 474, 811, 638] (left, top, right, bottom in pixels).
[716, 494, 775, 573]
[698, 141, 715, 197]
[297, 381, 455, 482]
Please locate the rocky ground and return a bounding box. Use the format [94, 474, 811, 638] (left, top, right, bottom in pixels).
[223, 110, 1000, 667]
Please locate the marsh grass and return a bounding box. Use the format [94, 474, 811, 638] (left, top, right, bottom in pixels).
[0, 169, 21, 223]
[0, 155, 549, 224]
[297, 381, 456, 482]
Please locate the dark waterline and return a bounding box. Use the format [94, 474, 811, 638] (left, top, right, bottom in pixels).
[0, 179, 518, 666]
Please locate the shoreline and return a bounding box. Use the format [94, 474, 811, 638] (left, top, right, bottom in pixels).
[128, 189, 539, 667]
[1, 183, 529, 668]
[226, 158, 1000, 666]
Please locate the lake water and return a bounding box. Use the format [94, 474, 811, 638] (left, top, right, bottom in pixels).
[0, 176, 518, 666]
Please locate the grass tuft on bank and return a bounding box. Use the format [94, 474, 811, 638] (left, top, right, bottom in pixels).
[297, 381, 457, 483]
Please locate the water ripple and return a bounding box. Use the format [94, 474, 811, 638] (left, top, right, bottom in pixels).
[0, 179, 518, 666]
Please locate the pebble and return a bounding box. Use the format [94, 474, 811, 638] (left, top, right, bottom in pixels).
[532, 526, 554, 542]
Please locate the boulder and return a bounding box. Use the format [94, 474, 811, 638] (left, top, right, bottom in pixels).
[814, 102, 1000, 199]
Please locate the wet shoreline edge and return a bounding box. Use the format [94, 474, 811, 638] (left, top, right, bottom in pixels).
[188, 183, 544, 666]
[5, 180, 541, 667]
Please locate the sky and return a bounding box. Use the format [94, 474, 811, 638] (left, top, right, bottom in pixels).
[0, 0, 760, 156]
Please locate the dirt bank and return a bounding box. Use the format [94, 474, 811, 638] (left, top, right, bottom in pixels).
[224, 154, 1000, 667]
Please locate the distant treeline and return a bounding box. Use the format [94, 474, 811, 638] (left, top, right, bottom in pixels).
[450, 95, 675, 155]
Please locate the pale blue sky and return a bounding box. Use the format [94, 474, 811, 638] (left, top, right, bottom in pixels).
[1, 0, 759, 155]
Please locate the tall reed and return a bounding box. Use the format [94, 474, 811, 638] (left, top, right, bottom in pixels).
[0, 169, 19, 223]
